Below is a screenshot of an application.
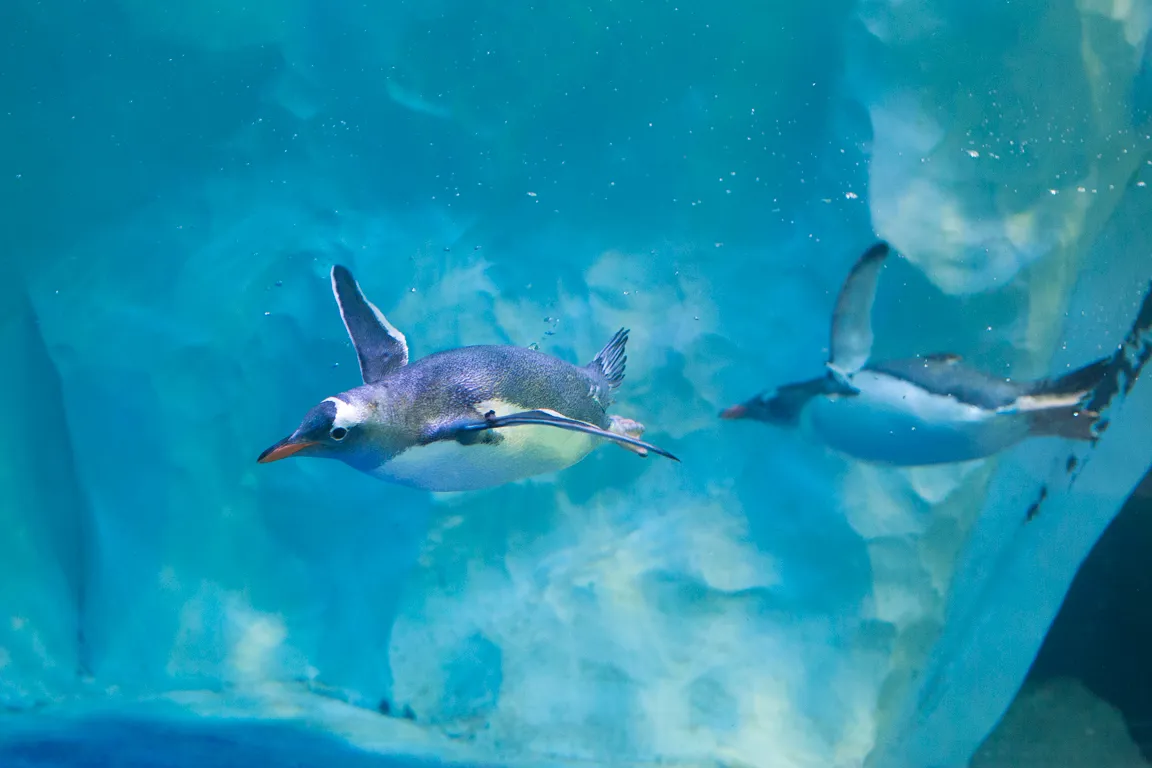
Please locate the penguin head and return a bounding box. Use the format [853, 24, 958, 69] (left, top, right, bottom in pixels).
[257, 396, 379, 465]
[719, 388, 806, 427]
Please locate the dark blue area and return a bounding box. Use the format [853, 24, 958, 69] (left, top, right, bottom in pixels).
[1028, 468, 1152, 760]
[0, 716, 497, 768]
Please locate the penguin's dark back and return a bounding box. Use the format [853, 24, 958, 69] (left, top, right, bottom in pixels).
[387, 344, 614, 427]
[867, 357, 1023, 410]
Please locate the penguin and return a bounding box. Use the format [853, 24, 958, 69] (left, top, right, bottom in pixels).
[258, 265, 679, 491]
[719, 241, 1113, 466]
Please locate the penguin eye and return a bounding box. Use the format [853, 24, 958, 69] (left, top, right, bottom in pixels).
[329, 426, 348, 441]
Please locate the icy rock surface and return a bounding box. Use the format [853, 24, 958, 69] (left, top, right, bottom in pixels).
[2, 0, 1152, 767]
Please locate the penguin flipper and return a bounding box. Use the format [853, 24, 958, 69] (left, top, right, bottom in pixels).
[452, 408, 681, 462]
[829, 241, 891, 374]
[331, 265, 409, 384]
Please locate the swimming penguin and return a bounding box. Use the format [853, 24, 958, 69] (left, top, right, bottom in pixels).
[719, 241, 1113, 466]
[258, 265, 679, 491]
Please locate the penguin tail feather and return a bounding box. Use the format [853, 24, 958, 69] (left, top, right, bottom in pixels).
[1023, 357, 1113, 442]
[588, 328, 629, 389]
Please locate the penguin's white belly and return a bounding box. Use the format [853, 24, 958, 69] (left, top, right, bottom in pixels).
[804, 372, 1032, 466]
[375, 400, 600, 491]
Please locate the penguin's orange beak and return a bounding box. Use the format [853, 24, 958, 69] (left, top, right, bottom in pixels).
[719, 404, 747, 419]
[257, 437, 320, 463]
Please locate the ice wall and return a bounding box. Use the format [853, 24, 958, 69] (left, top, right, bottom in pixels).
[0, 267, 90, 706]
[842, 1, 1152, 765]
[2, 0, 1151, 767]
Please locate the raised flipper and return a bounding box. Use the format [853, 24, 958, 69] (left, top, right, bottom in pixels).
[448, 408, 680, 462]
[828, 241, 891, 377]
[331, 264, 409, 384]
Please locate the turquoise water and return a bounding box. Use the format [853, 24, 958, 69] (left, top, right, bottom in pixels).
[3, 0, 1152, 766]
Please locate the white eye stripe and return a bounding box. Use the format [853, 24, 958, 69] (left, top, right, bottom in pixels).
[323, 397, 361, 428]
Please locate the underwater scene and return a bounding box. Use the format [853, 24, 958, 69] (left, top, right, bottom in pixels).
[3, 0, 1152, 766]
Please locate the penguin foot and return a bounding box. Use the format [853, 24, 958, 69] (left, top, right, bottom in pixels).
[609, 415, 649, 457]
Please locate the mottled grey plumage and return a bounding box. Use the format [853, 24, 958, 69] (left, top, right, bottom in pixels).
[259, 264, 677, 491]
[336, 343, 624, 458]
